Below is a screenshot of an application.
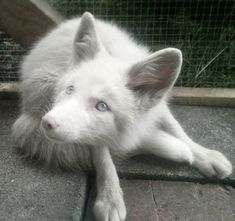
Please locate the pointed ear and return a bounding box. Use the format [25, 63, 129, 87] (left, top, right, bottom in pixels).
[74, 12, 99, 60]
[127, 48, 182, 98]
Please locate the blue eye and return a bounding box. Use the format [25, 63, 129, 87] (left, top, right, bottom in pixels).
[95, 101, 109, 112]
[66, 85, 74, 95]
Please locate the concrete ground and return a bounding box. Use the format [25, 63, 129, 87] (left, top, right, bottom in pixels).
[0, 100, 234, 221]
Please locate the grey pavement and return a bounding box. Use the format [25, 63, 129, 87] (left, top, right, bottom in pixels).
[0, 100, 234, 221]
[0, 100, 88, 221]
[85, 179, 235, 221]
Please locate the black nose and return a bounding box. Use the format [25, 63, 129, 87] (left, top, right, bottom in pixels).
[41, 115, 58, 130]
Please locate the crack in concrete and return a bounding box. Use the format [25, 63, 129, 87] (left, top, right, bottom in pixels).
[150, 181, 165, 221]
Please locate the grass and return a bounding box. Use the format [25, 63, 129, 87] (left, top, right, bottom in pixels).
[166, 14, 235, 88]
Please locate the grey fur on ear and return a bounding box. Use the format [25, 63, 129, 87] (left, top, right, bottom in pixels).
[74, 12, 99, 60]
[127, 48, 182, 97]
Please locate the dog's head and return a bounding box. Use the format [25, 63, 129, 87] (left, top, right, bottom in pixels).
[41, 12, 182, 145]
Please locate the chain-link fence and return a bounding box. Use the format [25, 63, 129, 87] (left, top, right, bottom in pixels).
[0, 31, 25, 81]
[0, 0, 234, 87]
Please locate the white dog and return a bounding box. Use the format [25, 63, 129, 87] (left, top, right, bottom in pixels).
[12, 12, 232, 221]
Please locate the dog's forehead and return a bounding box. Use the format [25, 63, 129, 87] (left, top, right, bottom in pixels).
[81, 56, 127, 77]
[78, 73, 123, 100]
[75, 58, 127, 88]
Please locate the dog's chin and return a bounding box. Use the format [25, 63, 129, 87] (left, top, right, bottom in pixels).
[43, 130, 76, 144]
[41, 125, 78, 144]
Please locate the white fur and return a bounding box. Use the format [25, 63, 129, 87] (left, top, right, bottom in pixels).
[12, 12, 232, 221]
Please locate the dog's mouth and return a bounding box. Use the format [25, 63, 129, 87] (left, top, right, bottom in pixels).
[40, 126, 65, 143]
[44, 132, 65, 143]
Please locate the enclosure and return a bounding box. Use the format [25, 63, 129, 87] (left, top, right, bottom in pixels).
[0, 1, 235, 221]
[0, 0, 235, 88]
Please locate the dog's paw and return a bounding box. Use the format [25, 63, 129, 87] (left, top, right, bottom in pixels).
[193, 149, 232, 179]
[94, 187, 126, 221]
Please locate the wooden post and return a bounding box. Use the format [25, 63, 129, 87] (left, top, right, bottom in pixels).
[0, 0, 63, 48]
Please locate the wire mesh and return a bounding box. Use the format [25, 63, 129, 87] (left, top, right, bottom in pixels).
[0, 0, 234, 87]
[0, 31, 25, 81]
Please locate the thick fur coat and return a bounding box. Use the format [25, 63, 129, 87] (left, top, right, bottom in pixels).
[13, 12, 232, 221]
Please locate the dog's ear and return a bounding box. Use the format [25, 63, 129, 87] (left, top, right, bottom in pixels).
[74, 12, 99, 60]
[127, 48, 182, 99]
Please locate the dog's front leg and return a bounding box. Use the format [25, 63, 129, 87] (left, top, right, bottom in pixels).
[91, 146, 126, 221]
[161, 106, 232, 179]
